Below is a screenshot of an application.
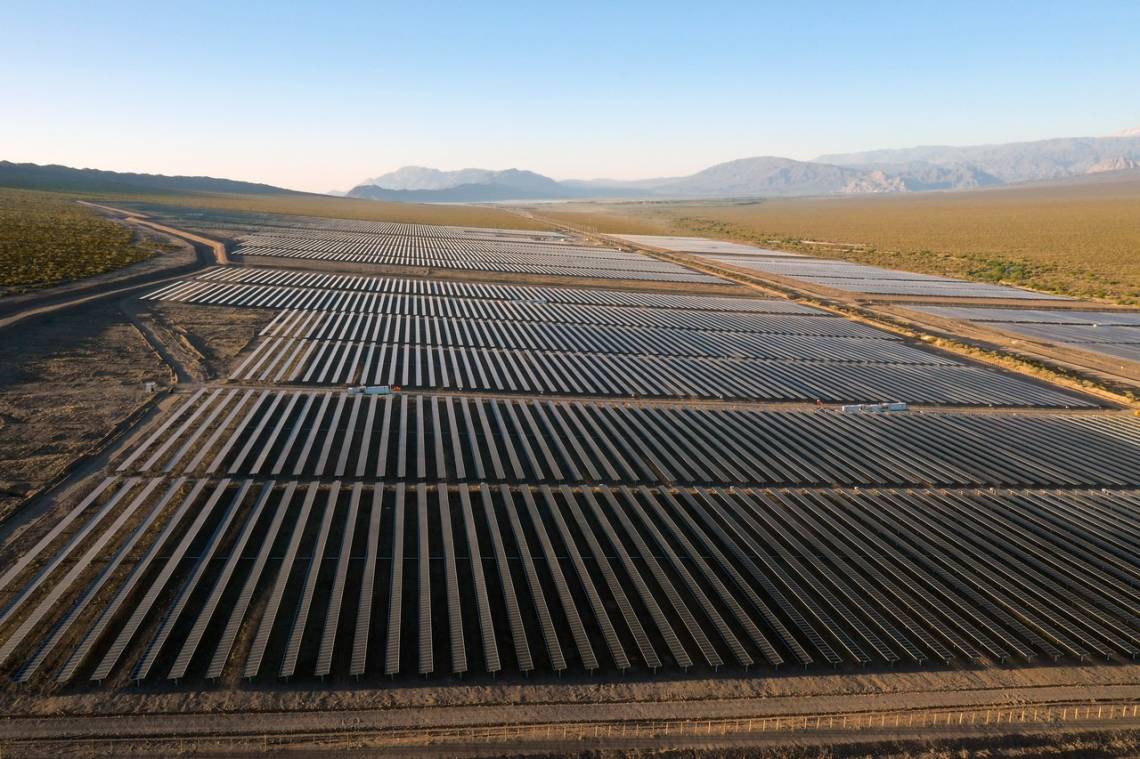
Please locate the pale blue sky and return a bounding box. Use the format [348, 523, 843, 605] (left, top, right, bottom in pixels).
[3, 1, 1139, 192]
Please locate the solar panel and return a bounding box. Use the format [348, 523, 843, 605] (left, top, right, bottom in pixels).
[280, 483, 339, 678]
[207, 482, 298, 679]
[499, 486, 565, 672]
[170, 481, 276, 680]
[15, 478, 174, 682]
[437, 487, 467, 675]
[416, 485, 433, 675]
[134, 479, 252, 680]
[316, 482, 362, 677]
[351, 485, 384, 676]
[244, 482, 320, 678]
[384, 483, 407, 676]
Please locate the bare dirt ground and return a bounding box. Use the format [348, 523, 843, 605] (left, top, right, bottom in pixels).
[129, 301, 274, 382]
[0, 665, 1137, 754]
[0, 298, 165, 522]
[0, 300, 270, 524]
[1, 662, 1137, 721]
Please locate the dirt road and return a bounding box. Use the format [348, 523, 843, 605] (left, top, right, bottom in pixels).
[0, 206, 226, 332]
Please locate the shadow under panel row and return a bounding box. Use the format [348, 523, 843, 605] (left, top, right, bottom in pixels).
[230, 337, 1088, 407]
[2, 478, 1138, 686]
[190, 266, 811, 313]
[148, 279, 851, 332]
[239, 233, 669, 263]
[115, 390, 1135, 487]
[233, 246, 723, 283]
[254, 311, 936, 363]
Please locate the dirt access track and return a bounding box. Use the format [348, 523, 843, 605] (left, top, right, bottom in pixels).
[0, 203, 226, 332]
[0, 664, 1138, 754]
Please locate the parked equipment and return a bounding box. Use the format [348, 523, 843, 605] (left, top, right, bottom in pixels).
[347, 385, 399, 396]
[840, 402, 908, 414]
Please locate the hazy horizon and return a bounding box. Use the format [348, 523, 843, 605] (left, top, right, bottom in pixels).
[4, 1, 1139, 193]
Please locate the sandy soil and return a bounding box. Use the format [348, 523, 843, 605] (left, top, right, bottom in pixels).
[0, 299, 166, 521]
[3, 662, 1138, 719]
[138, 301, 274, 381]
[0, 298, 268, 522]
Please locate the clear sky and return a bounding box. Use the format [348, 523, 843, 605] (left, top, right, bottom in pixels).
[3, 1, 1139, 193]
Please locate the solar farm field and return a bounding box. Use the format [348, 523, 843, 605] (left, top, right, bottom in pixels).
[227, 221, 723, 284]
[1, 212, 1137, 699]
[913, 305, 1140, 366]
[4, 478, 1140, 687]
[144, 271, 1088, 406]
[610, 234, 1072, 300]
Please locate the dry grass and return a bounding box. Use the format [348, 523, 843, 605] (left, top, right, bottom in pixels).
[536, 173, 1140, 304]
[109, 191, 550, 230]
[528, 203, 673, 235]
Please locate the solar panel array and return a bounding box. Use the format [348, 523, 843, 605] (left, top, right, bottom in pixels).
[610, 233, 1070, 300]
[913, 306, 1140, 365]
[1, 215, 1134, 689]
[707, 256, 1071, 300]
[3, 479, 1139, 684]
[112, 391, 1133, 487]
[170, 266, 822, 314]
[144, 270, 1090, 407]
[230, 224, 723, 283]
[911, 307, 1140, 327]
[139, 206, 572, 243]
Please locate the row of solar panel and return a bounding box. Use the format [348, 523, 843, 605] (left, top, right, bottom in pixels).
[193, 266, 802, 311]
[240, 233, 648, 261]
[133, 205, 571, 243]
[2, 478, 1137, 684]
[912, 306, 1140, 365]
[706, 255, 1069, 300]
[236, 245, 722, 283]
[249, 313, 947, 364]
[610, 233, 1069, 300]
[114, 390, 1133, 486]
[148, 280, 839, 331]
[228, 336, 1084, 406]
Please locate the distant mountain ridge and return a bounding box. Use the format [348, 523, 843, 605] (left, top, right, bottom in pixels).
[348, 127, 1140, 202]
[351, 166, 644, 201]
[0, 161, 302, 196]
[364, 166, 558, 193]
[815, 133, 1140, 183]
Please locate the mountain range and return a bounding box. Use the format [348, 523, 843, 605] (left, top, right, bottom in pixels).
[0, 161, 296, 196]
[347, 128, 1140, 202]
